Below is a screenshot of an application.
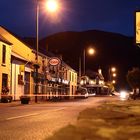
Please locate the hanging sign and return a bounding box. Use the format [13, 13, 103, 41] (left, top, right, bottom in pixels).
[48, 57, 61, 66]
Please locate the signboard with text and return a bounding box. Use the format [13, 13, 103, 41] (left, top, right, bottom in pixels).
[48, 57, 61, 66]
[135, 11, 140, 45]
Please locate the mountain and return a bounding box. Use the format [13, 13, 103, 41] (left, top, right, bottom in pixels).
[24, 30, 140, 90]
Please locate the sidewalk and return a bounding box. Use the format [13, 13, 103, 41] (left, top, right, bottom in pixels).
[45, 100, 140, 140]
[0, 100, 49, 107]
[0, 97, 86, 108]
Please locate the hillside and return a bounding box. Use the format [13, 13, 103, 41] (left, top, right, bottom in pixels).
[24, 30, 140, 89]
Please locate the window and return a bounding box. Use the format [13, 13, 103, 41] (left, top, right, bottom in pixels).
[2, 73, 8, 87]
[18, 74, 24, 85]
[2, 45, 6, 64]
[65, 70, 67, 80]
[74, 74, 77, 83]
[72, 73, 74, 82]
[69, 72, 71, 81]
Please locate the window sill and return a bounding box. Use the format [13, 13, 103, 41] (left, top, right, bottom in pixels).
[1, 63, 6, 67]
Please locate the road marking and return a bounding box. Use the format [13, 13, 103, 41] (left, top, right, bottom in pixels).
[6, 113, 40, 120]
[5, 107, 66, 121]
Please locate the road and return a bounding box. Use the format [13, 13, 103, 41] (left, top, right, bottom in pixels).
[0, 96, 117, 140]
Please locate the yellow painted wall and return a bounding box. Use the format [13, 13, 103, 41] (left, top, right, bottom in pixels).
[0, 27, 32, 61]
[68, 70, 77, 96]
[0, 41, 11, 95]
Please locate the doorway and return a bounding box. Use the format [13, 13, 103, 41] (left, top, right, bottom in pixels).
[24, 72, 30, 94]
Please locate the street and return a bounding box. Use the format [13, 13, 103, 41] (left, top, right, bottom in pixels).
[0, 96, 116, 140]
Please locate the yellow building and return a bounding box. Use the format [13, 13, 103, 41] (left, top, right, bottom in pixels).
[0, 26, 34, 100]
[0, 35, 12, 98]
[67, 66, 77, 97]
[0, 26, 77, 101]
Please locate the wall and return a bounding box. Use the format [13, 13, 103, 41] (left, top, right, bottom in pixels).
[0, 41, 11, 97]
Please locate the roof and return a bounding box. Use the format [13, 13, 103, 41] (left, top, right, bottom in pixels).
[0, 25, 77, 73]
[0, 34, 12, 45]
[11, 51, 29, 62]
[0, 25, 32, 48]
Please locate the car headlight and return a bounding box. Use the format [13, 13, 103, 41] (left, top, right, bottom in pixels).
[120, 91, 128, 100]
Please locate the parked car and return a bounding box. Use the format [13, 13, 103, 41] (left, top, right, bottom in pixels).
[75, 87, 89, 99]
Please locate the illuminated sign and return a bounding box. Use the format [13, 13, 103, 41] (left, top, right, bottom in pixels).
[48, 57, 61, 66]
[136, 11, 140, 45]
[19, 65, 25, 72]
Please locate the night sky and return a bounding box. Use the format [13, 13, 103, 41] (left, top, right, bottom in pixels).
[1, 0, 140, 38]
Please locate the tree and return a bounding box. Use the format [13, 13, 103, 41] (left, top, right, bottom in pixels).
[105, 82, 115, 94]
[126, 67, 140, 94]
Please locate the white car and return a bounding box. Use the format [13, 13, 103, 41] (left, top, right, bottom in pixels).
[75, 87, 89, 99]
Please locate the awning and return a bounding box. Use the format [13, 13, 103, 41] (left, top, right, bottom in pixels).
[11, 51, 29, 62]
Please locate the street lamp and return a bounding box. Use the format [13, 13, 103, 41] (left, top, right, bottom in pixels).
[78, 47, 95, 84]
[108, 66, 117, 84]
[88, 48, 95, 55]
[45, 0, 59, 12]
[34, 0, 59, 103]
[111, 67, 116, 72]
[112, 80, 116, 84]
[83, 48, 95, 75]
[112, 73, 116, 77]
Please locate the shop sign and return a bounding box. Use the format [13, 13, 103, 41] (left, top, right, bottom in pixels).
[49, 57, 61, 66]
[62, 79, 69, 85]
[19, 65, 25, 72]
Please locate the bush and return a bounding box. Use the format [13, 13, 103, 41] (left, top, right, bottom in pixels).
[1, 95, 12, 103]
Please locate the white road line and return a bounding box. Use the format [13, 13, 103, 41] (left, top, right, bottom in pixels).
[5, 107, 66, 121]
[6, 113, 40, 120]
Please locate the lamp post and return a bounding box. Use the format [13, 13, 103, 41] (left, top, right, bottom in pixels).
[34, 0, 59, 103]
[79, 56, 82, 82]
[109, 67, 116, 84]
[83, 49, 86, 75]
[78, 47, 95, 85]
[34, 0, 40, 103]
[83, 48, 95, 75]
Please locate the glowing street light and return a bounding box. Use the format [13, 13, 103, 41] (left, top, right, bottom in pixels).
[88, 48, 95, 55]
[83, 48, 95, 75]
[108, 67, 117, 83]
[112, 73, 116, 77]
[45, 0, 59, 12]
[111, 67, 116, 72]
[112, 80, 116, 84]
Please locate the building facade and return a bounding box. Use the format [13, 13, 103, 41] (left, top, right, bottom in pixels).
[0, 26, 77, 100]
[79, 69, 108, 95]
[0, 35, 12, 99]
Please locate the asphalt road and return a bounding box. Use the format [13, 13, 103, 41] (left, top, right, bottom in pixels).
[0, 96, 117, 140]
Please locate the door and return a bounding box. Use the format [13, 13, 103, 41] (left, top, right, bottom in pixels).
[2, 73, 8, 88]
[24, 72, 30, 94]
